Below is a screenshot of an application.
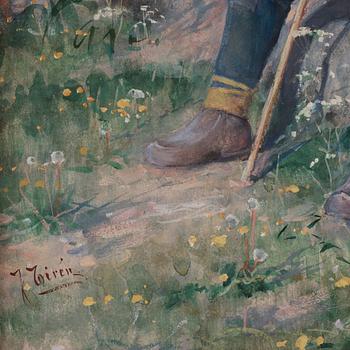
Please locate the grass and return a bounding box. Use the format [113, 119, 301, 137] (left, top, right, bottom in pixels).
[1, 1, 350, 349]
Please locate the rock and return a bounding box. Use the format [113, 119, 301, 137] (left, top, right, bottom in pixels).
[0, 213, 14, 226]
[252, 0, 350, 179]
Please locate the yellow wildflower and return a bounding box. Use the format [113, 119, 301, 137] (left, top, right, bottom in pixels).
[53, 51, 64, 60]
[315, 336, 324, 347]
[188, 235, 197, 247]
[284, 184, 300, 193]
[211, 235, 227, 248]
[76, 86, 85, 94]
[75, 29, 88, 37]
[238, 226, 249, 235]
[276, 218, 285, 225]
[19, 178, 30, 188]
[300, 227, 311, 235]
[103, 294, 114, 304]
[39, 54, 46, 62]
[117, 99, 130, 108]
[138, 105, 147, 113]
[276, 340, 288, 348]
[218, 274, 229, 282]
[117, 109, 129, 118]
[79, 146, 88, 156]
[335, 276, 350, 288]
[131, 294, 143, 304]
[83, 296, 96, 306]
[100, 107, 108, 113]
[35, 179, 45, 189]
[63, 88, 72, 97]
[23, 282, 31, 291]
[295, 335, 308, 350]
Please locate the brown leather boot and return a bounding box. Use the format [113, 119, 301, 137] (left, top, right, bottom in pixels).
[145, 108, 252, 167]
[325, 176, 350, 221]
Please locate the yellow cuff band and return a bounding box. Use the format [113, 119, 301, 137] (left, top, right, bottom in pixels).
[204, 87, 253, 118]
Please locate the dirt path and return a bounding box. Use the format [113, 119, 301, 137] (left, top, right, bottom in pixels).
[0, 158, 252, 306]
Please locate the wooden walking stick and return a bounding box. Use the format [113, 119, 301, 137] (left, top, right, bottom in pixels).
[242, 0, 309, 182]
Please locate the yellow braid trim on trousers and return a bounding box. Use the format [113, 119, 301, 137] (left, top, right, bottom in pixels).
[212, 75, 251, 91]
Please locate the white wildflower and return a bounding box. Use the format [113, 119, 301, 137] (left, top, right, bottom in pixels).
[296, 101, 316, 121]
[50, 151, 65, 165]
[26, 156, 37, 166]
[329, 95, 343, 105]
[247, 198, 259, 210]
[335, 319, 344, 330]
[325, 153, 336, 160]
[100, 7, 113, 18]
[332, 265, 339, 274]
[291, 131, 297, 138]
[253, 249, 268, 263]
[296, 70, 312, 82]
[127, 89, 145, 99]
[293, 26, 312, 38]
[22, 218, 32, 226]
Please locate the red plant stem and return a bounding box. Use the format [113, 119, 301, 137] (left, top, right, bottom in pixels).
[106, 130, 111, 149]
[243, 305, 248, 329]
[243, 231, 250, 270]
[250, 209, 257, 253]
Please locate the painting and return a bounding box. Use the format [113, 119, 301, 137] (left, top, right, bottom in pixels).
[1, 0, 350, 349]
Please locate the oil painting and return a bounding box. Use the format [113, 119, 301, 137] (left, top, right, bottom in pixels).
[1, 0, 350, 349]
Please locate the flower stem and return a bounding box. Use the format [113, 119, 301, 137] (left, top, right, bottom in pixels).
[250, 209, 257, 253]
[19, 186, 50, 231]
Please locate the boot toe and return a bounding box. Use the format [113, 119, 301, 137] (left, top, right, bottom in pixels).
[145, 141, 183, 167]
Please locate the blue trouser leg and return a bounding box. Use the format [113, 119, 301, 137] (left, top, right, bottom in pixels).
[204, 0, 294, 118]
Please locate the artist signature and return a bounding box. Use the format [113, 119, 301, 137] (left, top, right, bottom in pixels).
[10, 257, 85, 304]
